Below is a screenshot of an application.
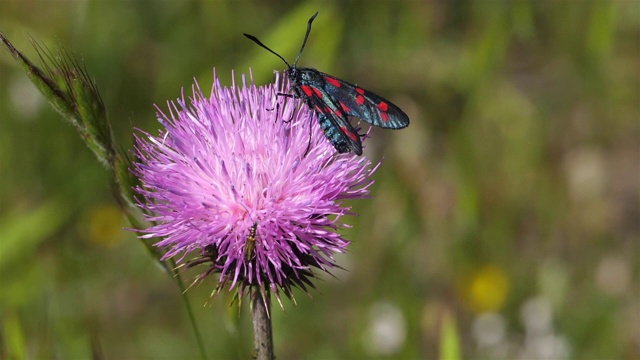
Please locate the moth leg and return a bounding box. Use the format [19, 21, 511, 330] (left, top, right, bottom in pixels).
[303, 114, 314, 157]
[265, 103, 281, 124]
[275, 92, 301, 123]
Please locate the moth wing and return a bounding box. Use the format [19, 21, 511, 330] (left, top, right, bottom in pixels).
[303, 88, 363, 155]
[320, 73, 410, 129]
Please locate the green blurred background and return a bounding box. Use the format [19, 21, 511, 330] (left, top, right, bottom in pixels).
[1, 1, 638, 359]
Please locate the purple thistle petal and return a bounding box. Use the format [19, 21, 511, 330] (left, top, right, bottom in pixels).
[132, 69, 378, 303]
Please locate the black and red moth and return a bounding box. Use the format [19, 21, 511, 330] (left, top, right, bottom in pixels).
[244, 12, 409, 155]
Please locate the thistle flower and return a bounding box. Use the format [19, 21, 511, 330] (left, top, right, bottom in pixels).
[133, 70, 377, 305]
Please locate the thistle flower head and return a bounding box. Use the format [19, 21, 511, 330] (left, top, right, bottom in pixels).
[133, 70, 377, 305]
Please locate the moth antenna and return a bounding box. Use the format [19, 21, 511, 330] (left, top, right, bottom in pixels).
[243, 33, 292, 69]
[292, 11, 319, 68]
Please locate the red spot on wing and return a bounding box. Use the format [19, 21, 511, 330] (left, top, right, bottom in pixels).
[301, 85, 313, 97]
[325, 76, 341, 87]
[312, 87, 323, 98]
[356, 87, 365, 95]
[341, 126, 358, 141]
[339, 101, 351, 113]
[381, 112, 390, 122]
[356, 95, 365, 105]
[377, 102, 389, 112]
[334, 108, 342, 117]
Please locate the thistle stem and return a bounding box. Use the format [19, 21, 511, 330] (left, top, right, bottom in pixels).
[251, 287, 274, 360]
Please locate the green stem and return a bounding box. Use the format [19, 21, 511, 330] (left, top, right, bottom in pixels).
[251, 287, 274, 360]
